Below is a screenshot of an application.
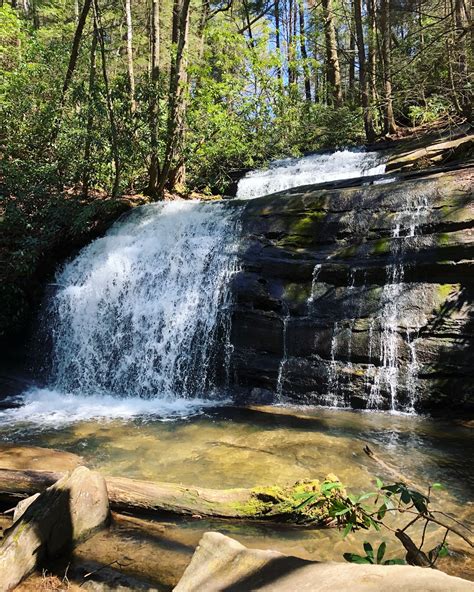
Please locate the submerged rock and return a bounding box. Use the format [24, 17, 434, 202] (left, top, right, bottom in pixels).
[174, 531, 474, 592]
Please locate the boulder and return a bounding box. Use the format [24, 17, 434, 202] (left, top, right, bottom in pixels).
[174, 532, 474, 592]
[0, 466, 109, 592]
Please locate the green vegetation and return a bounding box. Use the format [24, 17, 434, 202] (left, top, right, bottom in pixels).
[0, 0, 472, 338]
[1, 0, 472, 198]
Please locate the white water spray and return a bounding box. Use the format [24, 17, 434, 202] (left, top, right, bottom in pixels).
[45, 201, 239, 407]
[237, 150, 386, 199]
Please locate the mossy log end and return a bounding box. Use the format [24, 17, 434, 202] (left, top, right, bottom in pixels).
[0, 468, 342, 524]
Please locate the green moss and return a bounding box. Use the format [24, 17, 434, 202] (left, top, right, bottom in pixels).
[335, 245, 358, 259]
[372, 238, 391, 255]
[437, 283, 457, 301]
[233, 475, 346, 524]
[276, 235, 314, 248]
[437, 232, 451, 246]
[284, 282, 311, 303]
[291, 211, 326, 235]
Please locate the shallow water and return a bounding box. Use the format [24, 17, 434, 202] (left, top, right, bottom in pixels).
[1, 404, 473, 587]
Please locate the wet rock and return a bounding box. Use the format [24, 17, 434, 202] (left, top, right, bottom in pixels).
[0, 444, 83, 472]
[231, 167, 474, 412]
[0, 466, 109, 591]
[174, 532, 474, 592]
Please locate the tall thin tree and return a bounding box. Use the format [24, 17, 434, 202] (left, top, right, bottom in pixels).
[321, 0, 343, 107]
[299, 0, 312, 100]
[157, 0, 191, 195]
[354, 0, 375, 141]
[125, 0, 136, 113]
[148, 0, 161, 197]
[380, 0, 397, 134]
[93, 0, 121, 197]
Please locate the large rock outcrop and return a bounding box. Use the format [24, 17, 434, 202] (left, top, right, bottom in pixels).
[174, 532, 474, 591]
[230, 166, 474, 412]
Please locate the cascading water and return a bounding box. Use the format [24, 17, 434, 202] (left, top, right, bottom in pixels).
[12, 201, 240, 423]
[368, 186, 431, 412]
[237, 149, 386, 199]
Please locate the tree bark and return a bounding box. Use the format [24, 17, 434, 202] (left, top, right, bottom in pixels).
[147, 0, 161, 198]
[380, 0, 397, 134]
[51, 0, 92, 142]
[0, 467, 337, 525]
[299, 0, 312, 100]
[354, 0, 376, 142]
[93, 0, 121, 197]
[125, 0, 136, 113]
[275, 0, 282, 80]
[348, 1, 356, 100]
[157, 0, 191, 195]
[454, 0, 472, 119]
[321, 0, 343, 107]
[83, 30, 97, 198]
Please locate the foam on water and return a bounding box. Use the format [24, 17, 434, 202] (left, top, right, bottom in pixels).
[6, 200, 240, 426]
[0, 388, 223, 428]
[237, 149, 386, 199]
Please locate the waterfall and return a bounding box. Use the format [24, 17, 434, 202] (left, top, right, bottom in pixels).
[368, 186, 431, 412]
[21, 201, 240, 421]
[237, 149, 386, 199]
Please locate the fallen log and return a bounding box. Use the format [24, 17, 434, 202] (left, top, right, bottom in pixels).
[0, 468, 341, 523]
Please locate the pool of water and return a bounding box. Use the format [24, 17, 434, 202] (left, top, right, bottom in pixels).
[1, 404, 473, 588]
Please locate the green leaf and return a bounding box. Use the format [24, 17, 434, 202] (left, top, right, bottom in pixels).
[431, 483, 443, 490]
[376, 478, 384, 489]
[335, 508, 351, 516]
[438, 543, 449, 558]
[363, 542, 374, 561]
[376, 542, 386, 564]
[294, 494, 317, 510]
[342, 522, 353, 538]
[343, 553, 372, 564]
[377, 503, 387, 519]
[321, 481, 342, 494]
[384, 558, 406, 565]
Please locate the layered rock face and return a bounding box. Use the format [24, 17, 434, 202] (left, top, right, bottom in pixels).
[230, 167, 474, 412]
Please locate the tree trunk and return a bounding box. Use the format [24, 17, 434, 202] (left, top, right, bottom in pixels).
[454, 0, 471, 119]
[157, 0, 191, 195]
[147, 0, 161, 198]
[0, 467, 338, 525]
[83, 30, 97, 198]
[125, 0, 136, 113]
[93, 0, 121, 197]
[299, 0, 311, 100]
[51, 0, 92, 142]
[321, 0, 343, 107]
[275, 0, 282, 80]
[348, 1, 356, 100]
[380, 0, 397, 134]
[354, 0, 375, 142]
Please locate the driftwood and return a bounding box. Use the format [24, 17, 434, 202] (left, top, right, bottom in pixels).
[0, 468, 272, 520]
[0, 468, 348, 524]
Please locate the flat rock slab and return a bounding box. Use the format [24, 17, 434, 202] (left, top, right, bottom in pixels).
[0, 444, 82, 472]
[174, 532, 474, 592]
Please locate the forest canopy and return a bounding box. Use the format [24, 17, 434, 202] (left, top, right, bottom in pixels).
[0, 0, 472, 197]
